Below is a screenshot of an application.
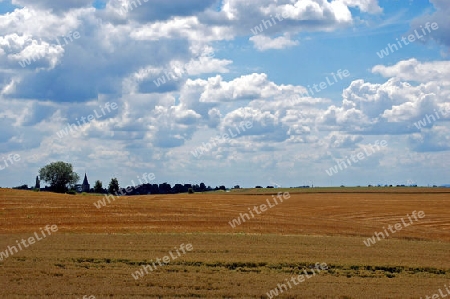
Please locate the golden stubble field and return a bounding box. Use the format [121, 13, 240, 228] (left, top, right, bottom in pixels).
[0, 188, 449, 298]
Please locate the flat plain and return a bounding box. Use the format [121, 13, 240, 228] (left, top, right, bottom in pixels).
[0, 188, 449, 298]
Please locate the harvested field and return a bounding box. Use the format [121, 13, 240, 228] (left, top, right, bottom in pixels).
[0, 188, 449, 298]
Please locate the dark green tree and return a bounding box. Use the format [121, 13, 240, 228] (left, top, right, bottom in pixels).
[38, 161, 79, 193]
[94, 180, 103, 193]
[108, 178, 119, 194]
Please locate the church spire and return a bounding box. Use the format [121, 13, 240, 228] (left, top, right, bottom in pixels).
[83, 173, 89, 185]
[82, 172, 90, 192]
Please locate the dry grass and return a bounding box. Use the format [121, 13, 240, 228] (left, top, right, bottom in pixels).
[1, 233, 449, 298]
[0, 188, 449, 298]
[1, 188, 450, 241]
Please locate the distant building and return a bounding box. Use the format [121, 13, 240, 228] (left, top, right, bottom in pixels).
[82, 173, 90, 192]
[35, 176, 40, 189]
[75, 173, 90, 193]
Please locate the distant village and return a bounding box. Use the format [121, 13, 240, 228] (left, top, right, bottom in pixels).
[9, 170, 320, 195]
[11, 172, 234, 195]
[10, 171, 440, 196]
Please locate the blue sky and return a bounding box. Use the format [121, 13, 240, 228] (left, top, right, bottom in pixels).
[0, 0, 449, 189]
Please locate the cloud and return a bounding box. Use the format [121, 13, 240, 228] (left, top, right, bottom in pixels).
[196, 73, 271, 103]
[104, 0, 217, 22]
[313, 59, 450, 136]
[11, 0, 93, 13]
[372, 58, 450, 82]
[0, 0, 385, 105]
[1, 0, 449, 188]
[250, 33, 299, 51]
[408, 126, 450, 152]
[338, 0, 382, 14]
[410, 0, 450, 47]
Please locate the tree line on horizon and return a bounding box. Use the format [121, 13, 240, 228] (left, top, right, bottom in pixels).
[10, 161, 231, 195]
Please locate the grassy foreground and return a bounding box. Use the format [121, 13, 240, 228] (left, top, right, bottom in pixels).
[0, 188, 449, 298]
[0, 233, 449, 298]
